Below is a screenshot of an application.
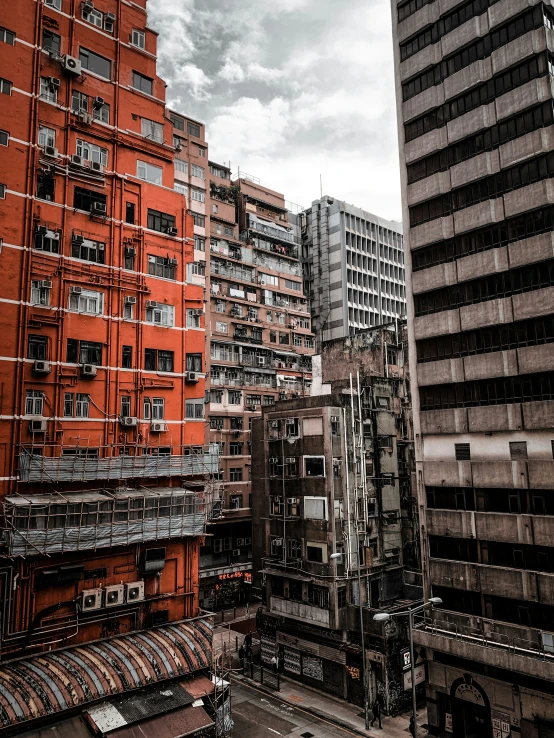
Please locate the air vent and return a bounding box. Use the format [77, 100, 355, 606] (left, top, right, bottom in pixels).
[455, 443, 471, 461]
[141, 548, 166, 575]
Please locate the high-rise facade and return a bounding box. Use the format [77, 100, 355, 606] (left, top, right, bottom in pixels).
[297, 196, 405, 344]
[392, 0, 554, 733]
[0, 2, 215, 729]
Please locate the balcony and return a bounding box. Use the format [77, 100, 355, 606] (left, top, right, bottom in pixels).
[19, 446, 219, 483]
[269, 595, 330, 626]
[247, 216, 295, 244]
[253, 253, 302, 276]
[211, 263, 254, 282]
[249, 237, 298, 259]
[427, 508, 554, 547]
[4, 488, 205, 556]
[413, 608, 554, 682]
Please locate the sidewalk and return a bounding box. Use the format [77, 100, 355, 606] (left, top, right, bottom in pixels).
[234, 671, 428, 738]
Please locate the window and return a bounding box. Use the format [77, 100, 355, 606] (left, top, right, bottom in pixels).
[230, 495, 243, 510]
[38, 126, 55, 148]
[210, 416, 224, 430]
[293, 334, 303, 347]
[152, 398, 164, 420]
[73, 187, 107, 213]
[124, 203, 135, 226]
[186, 309, 202, 328]
[230, 442, 243, 455]
[306, 543, 325, 563]
[175, 159, 188, 173]
[0, 77, 10, 96]
[510, 441, 528, 460]
[210, 389, 223, 403]
[123, 301, 133, 320]
[0, 27, 15, 45]
[174, 182, 187, 195]
[72, 237, 105, 263]
[194, 236, 205, 251]
[42, 30, 60, 54]
[148, 255, 177, 280]
[64, 393, 74, 417]
[185, 399, 204, 419]
[82, 5, 103, 26]
[69, 288, 104, 315]
[67, 339, 102, 365]
[210, 164, 229, 178]
[260, 273, 278, 286]
[146, 302, 174, 326]
[287, 497, 300, 517]
[122, 346, 132, 368]
[192, 213, 205, 227]
[132, 71, 153, 95]
[40, 77, 56, 103]
[246, 395, 261, 406]
[304, 456, 325, 477]
[338, 588, 347, 608]
[303, 417, 323, 436]
[308, 584, 329, 608]
[216, 321, 228, 333]
[191, 188, 205, 202]
[191, 165, 204, 179]
[270, 496, 283, 515]
[228, 390, 242, 405]
[285, 418, 299, 438]
[137, 160, 162, 185]
[304, 497, 327, 520]
[263, 395, 275, 405]
[71, 91, 109, 123]
[28, 335, 47, 360]
[124, 248, 135, 270]
[121, 396, 131, 418]
[230, 417, 243, 430]
[131, 29, 145, 49]
[284, 279, 301, 291]
[186, 354, 202, 372]
[455, 443, 471, 461]
[144, 348, 174, 372]
[288, 539, 302, 559]
[31, 280, 51, 306]
[26, 390, 44, 416]
[170, 113, 184, 130]
[304, 336, 314, 349]
[198, 146, 206, 157]
[187, 121, 200, 137]
[76, 393, 90, 418]
[80, 48, 111, 79]
[147, 209, 176, 234]
[230, 468, 243, 482]
[141, 118, 164, 143]
[76, 139, 108, 167]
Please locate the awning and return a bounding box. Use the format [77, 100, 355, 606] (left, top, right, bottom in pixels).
[0, 618, 213, 730]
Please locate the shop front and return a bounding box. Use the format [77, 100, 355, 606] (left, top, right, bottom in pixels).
[199, 567, 252, 611]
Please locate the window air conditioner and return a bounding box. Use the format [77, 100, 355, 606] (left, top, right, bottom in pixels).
[81, 588, 102, 611]
[185, 372, 199, 383]
[70, 154, 83, 167]
[63, 55, 82, 76]
[83, 0, 94, 12]
[40, 280, 53, 290]
[237, 538, 245, 546]
[80, 364, 97, 378]
[104, 584, 124, 608]
[44, 145, 58, 159]
[125, 581, 145, 603]
[124, 296, 136, 305]
[72, 234, 84, 245]
[92, 96, 105, 109]
[125, 247, 136, 256]
[47, 77, 60, 89]
[91, 201, 107, 216]
[29, 419, 47, 433]
[90, 161, 104, 173]
[33, 361, 51, 375]
[244, 537, 252, 546]
[167, 227, 178, 236]
[169, 257, 178, 266]
[232, 549, 240, 557]
[70, 285, 83, 294]
[37, 225, 48, 235]
[120, 416, 137, 427]
[150, 421, 167, 432]
[146, 300, 157, 309]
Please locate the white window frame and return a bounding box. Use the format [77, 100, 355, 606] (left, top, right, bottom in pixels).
[82, 6, 103, 27]
[191, 188, 205, 202]
[174, 181, 188, 195]
[146, 302, 174, 327]
[131, 29, 145, 49]
[44, 0, 62, 9]
[69, 288, 104, 315]
[38, 126, 56, 148]
[141, 118, 164, 143]
[26, 390, 44, 416]
[215, 321, 228, 333]
[185, 400, 204, 419]
[186, 309, 201, 328]
[76, 393, 90, 418]
[191, 164, 205, 179]
[136, 160, 162, 185]
[40, 77, 57, 104]
[121, 396, 131, 418]
[76, 139, 108, 166]
[123, 302, 133, 320]
[175, 159, 188, 173]
[31, 280, 51, 306]
[304, 497, 328, 520]
[303, 455, 326, 477]
[152, 398, 164, 420]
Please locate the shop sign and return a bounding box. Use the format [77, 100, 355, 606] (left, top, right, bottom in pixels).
[492, 711, 511, 738]
[283, 647, 301, 675]
[302, 655, 323, 681]
[401, 648, 411, 670]
[218, 572, 243, 581]
[345, 666, 360, 680]
[244, 572, 252, 583]
[445, 713, 453, 733]
[455, 683, 484, 703]
[403, 663, 425, 690]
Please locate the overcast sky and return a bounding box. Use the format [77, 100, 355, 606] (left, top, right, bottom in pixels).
[148, 0, 402, 222]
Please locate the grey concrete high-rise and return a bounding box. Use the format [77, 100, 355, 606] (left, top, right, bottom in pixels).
[295, 198, 405, 344]
[392, 0, 554, 733]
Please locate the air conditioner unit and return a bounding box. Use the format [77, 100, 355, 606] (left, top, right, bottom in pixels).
[232, 549, 240, 557]
[104, 584, 124, 608]
[70, 154, 83, 167]
[145, 300, 157, 309]
[285, 457, 295, 463]
[260, 279, 266, 285]
[63, 55, 82, 76]
[81, 588, 102, 612]
[72, 234, 84, 245]
[185, 372, 199, 383]
[244, 537, 252, 546]
[47, 76, 60, 89]
[70, 285, 83, 294]
[92, 96, 105, 109]
[78, 111, 92, 124]
[29, 419, 47, 433]
[124, 296, 136, 305]
[33, 361, 51, 375]
[44, 145, 58, 159]
[125, 581, 145, 603]
[80, 364, 97, 378]
[247, 405, 257, 412]
[125, 247, 136, 256]
[105, 12, 116, 21]
[37, 225, 48, 235]
[169, 257, 178, 266]
[150, 421, 167, 432]
[90, 161, 104, 172]
[40, 280, 53, 290]
[91, 202, 107, 216]
[331, 415, 339, 422]
[120, 416, 137, 427]
[82, 0, 94, 11]
[257, 357, 265, 365]
[167, 227, 178, 237]
[237, 538, 245, 547]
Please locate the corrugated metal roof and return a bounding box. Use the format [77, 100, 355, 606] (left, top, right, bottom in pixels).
[18, 716, 93, 738]
[0, 619, 212, 731]
[108, 705, 213, 738]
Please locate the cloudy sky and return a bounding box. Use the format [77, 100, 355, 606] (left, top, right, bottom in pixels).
[148, 0, 402, 221]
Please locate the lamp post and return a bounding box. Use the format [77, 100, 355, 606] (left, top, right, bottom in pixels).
[373, 597, 442, 736]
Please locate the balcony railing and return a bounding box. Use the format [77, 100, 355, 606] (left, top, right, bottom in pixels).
[253, 254, 302, 276]
[4, 488, 206, 556]
[19, 446, 219, 483]
[211, 264, 254, 282]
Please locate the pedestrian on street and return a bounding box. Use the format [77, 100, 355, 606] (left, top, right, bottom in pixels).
[409, 715, 415, 736]
[370, 699, 382, 729]
[238, 644, 245, 668]
[271, 655, 277, 673]
[246, 644, 253, 663]
[245, 632, 252, 648]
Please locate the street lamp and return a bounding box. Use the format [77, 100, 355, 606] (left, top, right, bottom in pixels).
[372, 597, 442, 736]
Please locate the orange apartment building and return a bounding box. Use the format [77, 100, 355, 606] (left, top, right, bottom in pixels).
[0, 1, 217, 733]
